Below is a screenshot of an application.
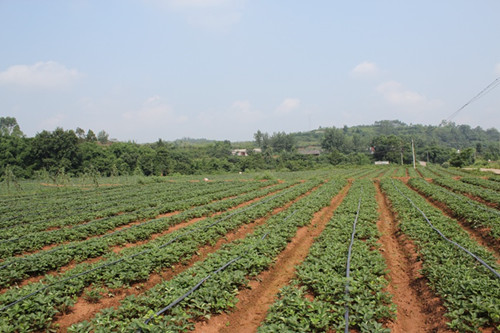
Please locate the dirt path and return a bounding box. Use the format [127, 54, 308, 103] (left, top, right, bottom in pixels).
[192, 182, 351, 333]
[374, 181, 452, 333]
[54, 183, 315, 332]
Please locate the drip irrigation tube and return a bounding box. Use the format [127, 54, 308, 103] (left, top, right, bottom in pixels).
[391, 180, 500, 280]
[344, 190, 362, 333]
[0, 187, 293, 313]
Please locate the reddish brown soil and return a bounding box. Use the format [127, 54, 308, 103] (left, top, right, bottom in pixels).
[53, 183, 315, 332]
[192, 182, 351, 333]
[374, 181, 452, 333]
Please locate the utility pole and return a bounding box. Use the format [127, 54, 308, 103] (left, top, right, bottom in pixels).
[411, 139, 416, 169]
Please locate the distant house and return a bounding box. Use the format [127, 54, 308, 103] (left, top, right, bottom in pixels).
[374, 161, 390, 165]
[297, 147, 322, 156]
[231, 148, 262, 156]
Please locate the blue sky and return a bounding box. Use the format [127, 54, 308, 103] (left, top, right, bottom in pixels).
[1, 0, 499, 142]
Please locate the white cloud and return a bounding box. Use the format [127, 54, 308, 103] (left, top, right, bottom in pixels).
[276, 98, 301, 114]
[165, 0, 232, 8]
[40, 113, 67, 130]
[0, 61, 81, 89]
[495, 63, 500, 76]
[376, 81, 426, 105]
[375, 81, 444, 123]
[149, 0, 244, 29]
[122, 96, 188, 126]
[351, 61, 380, 78]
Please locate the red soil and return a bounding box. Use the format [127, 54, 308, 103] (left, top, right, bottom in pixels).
[375, 181, 452, 333]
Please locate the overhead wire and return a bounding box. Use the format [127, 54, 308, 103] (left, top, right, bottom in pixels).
[445, 77, 500, 123]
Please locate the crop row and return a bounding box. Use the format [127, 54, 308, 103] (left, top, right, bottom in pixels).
[0, 181, 175, 222]
[406, 166, 420, 177]
[432, 177, 500, 207]
[0, 180, 296, 288]
[380, 179, 500, 332]
[392, 166, 407, 177]
[0, 178, 322, 332]
[460, 176, 500, 191]
[408, 178, 500, 239]
[259, 179, 393, 333]
[66, 179, 347, 332]
[427, 165, 477, 177]
[0, 180, 252, 235]
[0, 180, 275, 258]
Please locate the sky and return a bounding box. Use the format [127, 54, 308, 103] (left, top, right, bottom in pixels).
[1, 0, 499, 143]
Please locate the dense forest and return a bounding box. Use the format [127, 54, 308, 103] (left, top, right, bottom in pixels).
[1, 117, 499, 180]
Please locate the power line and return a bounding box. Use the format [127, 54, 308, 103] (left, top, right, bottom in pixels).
[445, 77, 500, 123]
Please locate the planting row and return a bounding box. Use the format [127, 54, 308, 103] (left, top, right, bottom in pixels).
[0, 180, 274, 258]
[0, 178, 322, 332]
[67, 179, 346, 332]
[432, 177, 500, 207]
[259, 179, 393, 333]
[0, 180, 252, 234]
[380, 179, 500, 332]
[408, 177, 500, 240]
[0, 180, 296, 288]
[460, 176, 500, 191]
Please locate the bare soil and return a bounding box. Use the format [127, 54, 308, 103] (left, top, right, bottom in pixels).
[374, 181, 452, 333]
[192, 182, 351, 333]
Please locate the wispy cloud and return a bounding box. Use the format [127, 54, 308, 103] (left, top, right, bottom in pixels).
[40, 113, 67, 130]
[149, 0, 244, 29]
[165, 0, 233, 8]
[122, 95, 188, 127]
[0, 61, 81, 89]
[276, 98, 301, 114]
[376, 80, 443, 117]
[351, 61, 380, 78]
[376, 81, 426, 105]
[495, 63, 500, 76]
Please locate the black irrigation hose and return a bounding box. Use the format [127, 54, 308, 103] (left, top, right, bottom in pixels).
[344, 190, 362, 333]
[391, 180, 500, 280]
[0, 187, 294, 313]
[141, 256, 241, 328]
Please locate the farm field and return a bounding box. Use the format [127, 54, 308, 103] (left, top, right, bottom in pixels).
[0, 166, 499, 332]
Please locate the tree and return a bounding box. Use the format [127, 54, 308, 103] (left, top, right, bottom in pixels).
[0, 117, 23, 137]
[449, 148, 475, 167]
[321, 128, 346, 153]
[32, 128, 80, 172]
[97, 130, 109, 144]
[75, 127, 86, 142]
[270, 132, 295, 153]
[254, 130, 263, 147]
[371, 135, 407, 163]
[86, 129, 97, 142]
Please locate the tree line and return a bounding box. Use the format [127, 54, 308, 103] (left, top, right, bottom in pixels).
[1, 117, 499, 181]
